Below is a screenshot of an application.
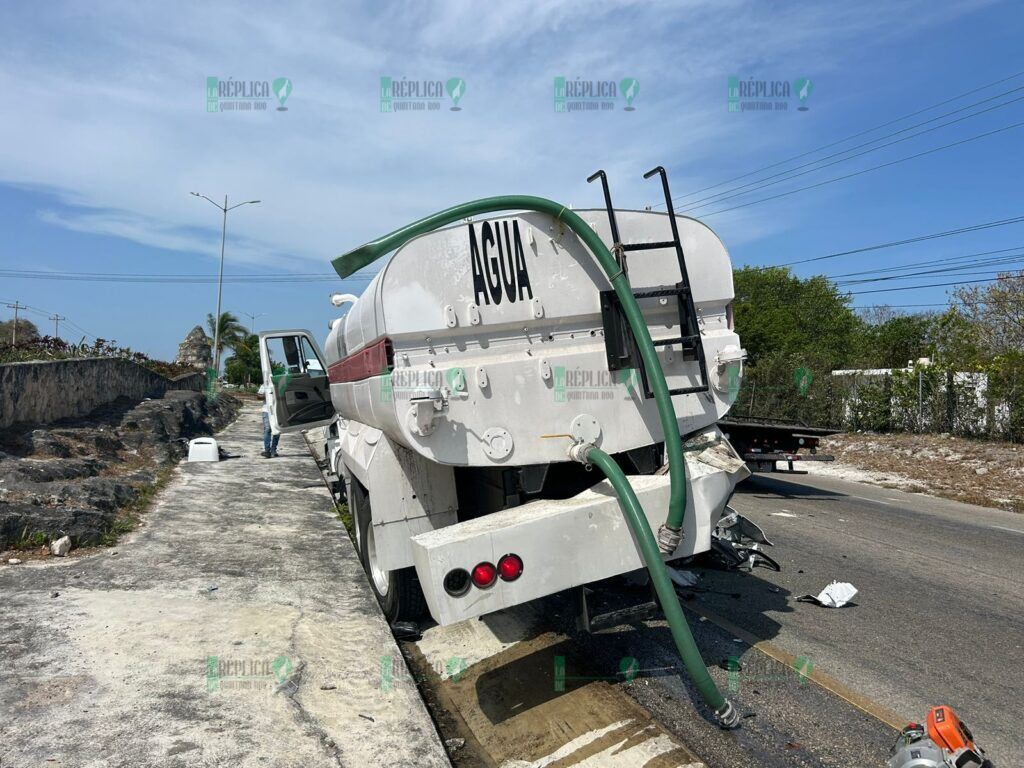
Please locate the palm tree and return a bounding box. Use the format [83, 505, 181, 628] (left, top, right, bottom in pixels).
[206, 311, 247, 361]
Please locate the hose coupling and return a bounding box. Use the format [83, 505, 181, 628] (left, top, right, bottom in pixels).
[567, 442, 594, 465]
[657, 523, 683, 555]
[714, 699, 741, 729]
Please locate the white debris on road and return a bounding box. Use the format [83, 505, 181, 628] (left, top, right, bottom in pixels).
[798, 581, 858, 608]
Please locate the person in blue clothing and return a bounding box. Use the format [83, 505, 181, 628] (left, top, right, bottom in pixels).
[257, 381, 280, 458]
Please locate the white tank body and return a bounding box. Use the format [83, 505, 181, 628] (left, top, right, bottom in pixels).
[324, 208, 744, 467]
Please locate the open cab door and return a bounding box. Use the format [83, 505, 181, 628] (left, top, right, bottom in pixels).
[259, 329, 336, 433]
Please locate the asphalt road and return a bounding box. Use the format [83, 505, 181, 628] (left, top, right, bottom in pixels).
[695, 470, 1024, 762]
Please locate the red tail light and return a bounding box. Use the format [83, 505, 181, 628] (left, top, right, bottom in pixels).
[498, 554, 524, 582]
[471, 562, 497, 588]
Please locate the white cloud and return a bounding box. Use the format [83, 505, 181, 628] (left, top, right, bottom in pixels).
[0, 0, 997, 276]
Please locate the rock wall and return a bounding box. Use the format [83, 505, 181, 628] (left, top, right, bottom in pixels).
[0, 391, 241, 549]
[0, 358, 205, 431]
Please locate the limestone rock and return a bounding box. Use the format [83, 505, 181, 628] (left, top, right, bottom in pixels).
[50, 535, 72, 556]
[175, 325, 212, 371]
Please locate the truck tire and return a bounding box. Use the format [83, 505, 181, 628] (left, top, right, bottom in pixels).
[350, 478, 428, 623]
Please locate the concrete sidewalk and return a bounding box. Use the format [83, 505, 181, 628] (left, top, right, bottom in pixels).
[0, 405, 450, 768]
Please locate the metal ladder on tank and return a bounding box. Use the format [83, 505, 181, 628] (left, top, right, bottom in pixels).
[588, 166, 711, 400]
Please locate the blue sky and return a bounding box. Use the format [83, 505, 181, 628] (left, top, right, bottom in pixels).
[0, 1, 1021, 360]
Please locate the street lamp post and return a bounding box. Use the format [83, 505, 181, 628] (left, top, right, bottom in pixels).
[241, 311, 267, 335]
[190, 193, 260, 378]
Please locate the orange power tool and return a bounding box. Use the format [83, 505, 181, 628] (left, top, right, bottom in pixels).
[888, 706, 994, 768]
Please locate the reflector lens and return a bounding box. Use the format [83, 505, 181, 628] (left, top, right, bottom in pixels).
[498, 554, 524, 582]
[443, 568, 471, 597]
[471, 562, 497, 588]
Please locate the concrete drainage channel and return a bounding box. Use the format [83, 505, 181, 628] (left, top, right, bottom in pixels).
[302, 434, 903, 768]
[302, 435, 707, 768]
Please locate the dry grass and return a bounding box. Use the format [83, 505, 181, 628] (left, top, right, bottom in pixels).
[819, 432, 1024, 514]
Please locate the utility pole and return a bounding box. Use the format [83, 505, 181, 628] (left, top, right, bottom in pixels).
[190, 192, 261, 379]
[4, 301, 25, 344]
[49, 314, 66, 339]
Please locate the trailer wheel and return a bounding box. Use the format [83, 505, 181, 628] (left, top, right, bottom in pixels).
[350, 478, 428, 623]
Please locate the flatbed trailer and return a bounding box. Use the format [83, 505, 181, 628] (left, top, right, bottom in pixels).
[718, 416, 838, 474]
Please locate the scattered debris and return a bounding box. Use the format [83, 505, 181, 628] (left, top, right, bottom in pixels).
[797, 581, 858, 608]
[50, 535, 72, 557]
[390, 621, 421, 641]
[445, 738, 465, 751]
[8, 558, 22, 565]
[50, 591, 59, 598]
[668, 568, 699, 588]
[319, 683, 337, 690]
[358, 713, 375, 722]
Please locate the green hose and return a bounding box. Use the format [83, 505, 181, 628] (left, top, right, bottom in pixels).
[582, 445, 737, 727]
[333, 195, 687, 534]
[335, 196, 736, 726]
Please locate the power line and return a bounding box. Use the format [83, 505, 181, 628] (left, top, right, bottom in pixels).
[48, 313, 67, 338]
[0, 270, 372, 284]
[846, 273, 1019, 296]
[678, 90, 1024, 213]
[835, 257, 1024, 285]
[765, 213, 1024, 269]
[0, 298, 98, 341]
[827, 244, 1024, 278]
[3, 301, 26, 344]
[660, 69, 1024, 207]
[699, 119, 1024, 218]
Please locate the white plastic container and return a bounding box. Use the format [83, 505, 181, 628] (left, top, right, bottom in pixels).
[187, 437, 220, 462]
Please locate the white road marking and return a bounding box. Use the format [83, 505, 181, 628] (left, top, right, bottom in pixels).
[769, 512, 797, 518]
[990, 525, 1024, 536]
[853, 495, 891, 505]
[502, 720, 693, 768]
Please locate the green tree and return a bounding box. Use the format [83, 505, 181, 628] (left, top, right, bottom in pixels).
[223, 333, 262, 386]
[205, 311, 246, 360]
[729, 267, 863, 425]
[855, 309, 935, 368]
[732, 266, 862, 369]
[953, 270, 1024, 357]
[0, 317, 40, 345]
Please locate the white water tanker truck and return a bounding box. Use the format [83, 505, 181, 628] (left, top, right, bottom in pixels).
[260, 169, 756, 727]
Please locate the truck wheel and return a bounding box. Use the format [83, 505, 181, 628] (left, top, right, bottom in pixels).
[350, 478, 428, 623]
